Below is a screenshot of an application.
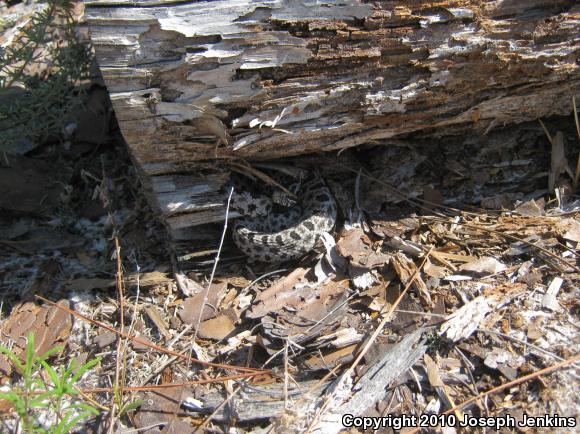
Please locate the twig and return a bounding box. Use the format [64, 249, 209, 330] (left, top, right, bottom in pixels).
[261, 333, 306, 368]
[306, 248, 434, 432]
[453, 348, 483, 410]
[303, 289, 356, 335]
[406, 353, 580, 434]
[239, 268, 288, 298]
[229, 162, 298, 199]
[116, 422, 167, 433]
[283, 340, 290, 410]
[108, 236, 126, 434]
[81, 373, 266, 393]
[35, 295, 268, 374]
[538, 118, 554, 145]
[192, 186, 233, 342]
[126, 258, 142, 337]
[175, 187, 234, 423]
[572, 96, 580, 190]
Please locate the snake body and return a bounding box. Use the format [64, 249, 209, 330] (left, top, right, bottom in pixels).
[232, 172, 337, 262]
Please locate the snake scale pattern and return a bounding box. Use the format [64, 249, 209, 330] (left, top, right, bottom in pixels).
[232, 172, 337, 262]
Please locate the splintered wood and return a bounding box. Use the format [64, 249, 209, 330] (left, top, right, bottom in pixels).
[2, 1, 578, 432]
[83, 1, 580, 236]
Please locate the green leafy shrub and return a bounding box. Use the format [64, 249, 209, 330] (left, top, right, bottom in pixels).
[0, 0, 93, 152]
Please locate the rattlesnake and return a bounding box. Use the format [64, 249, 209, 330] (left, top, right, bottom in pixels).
[231, 170, 337, 262]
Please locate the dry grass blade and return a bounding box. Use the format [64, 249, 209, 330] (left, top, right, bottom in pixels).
[109, 237, 126, 433]
[538, 118, 554, 145]
[431, 217, 580, 273]
[229, 161, 298, 199]
[81, 374, 262, 393]
[573, 96, 580, 190]
[406, 353, 580, 434]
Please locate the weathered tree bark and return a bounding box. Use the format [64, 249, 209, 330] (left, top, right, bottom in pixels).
[84, 0, 579, 243]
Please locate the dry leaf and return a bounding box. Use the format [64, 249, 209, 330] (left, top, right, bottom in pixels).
[336, 228, 390, 268]
[458, 256, 506, 275]
[514, 199, 545, 216]
[178, 282, 228, 324]
[549, 131, 573, 192]
[198, 315, 236, 340]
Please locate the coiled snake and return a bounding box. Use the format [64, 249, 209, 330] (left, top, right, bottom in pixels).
[231, 171, 337, 262]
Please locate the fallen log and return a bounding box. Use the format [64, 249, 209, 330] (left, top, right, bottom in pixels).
[84, 1, 580, 255]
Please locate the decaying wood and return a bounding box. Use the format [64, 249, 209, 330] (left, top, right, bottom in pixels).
[84, 1, 580, 234]
[188, 379, 330, 423]
[314, 328, 428, 433]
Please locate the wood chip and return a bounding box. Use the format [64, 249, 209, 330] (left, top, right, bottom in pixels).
[144, 306, 172, 340]
[0, 300, 72, 375]
[440, 296, 492, 342]
[458, 256, 506, 275]
[391, 253, 431, 304]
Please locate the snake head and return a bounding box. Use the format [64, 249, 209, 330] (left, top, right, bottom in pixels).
[272, 190, 298, 208]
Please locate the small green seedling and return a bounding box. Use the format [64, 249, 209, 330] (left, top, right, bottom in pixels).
[0, 333, 100, 433]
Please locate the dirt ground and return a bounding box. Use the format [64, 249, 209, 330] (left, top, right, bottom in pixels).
[1, 76, 579, 431]
[1, 2, 579, 433]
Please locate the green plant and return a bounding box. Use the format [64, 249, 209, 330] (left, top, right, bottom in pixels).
[117, 397, 144, 418]
[0, 333, 100, 433]
[0, 0, 93, 152]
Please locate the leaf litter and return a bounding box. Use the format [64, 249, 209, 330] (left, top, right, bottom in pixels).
[0, 10, 579, 430]
[2, 117, 579, 433]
